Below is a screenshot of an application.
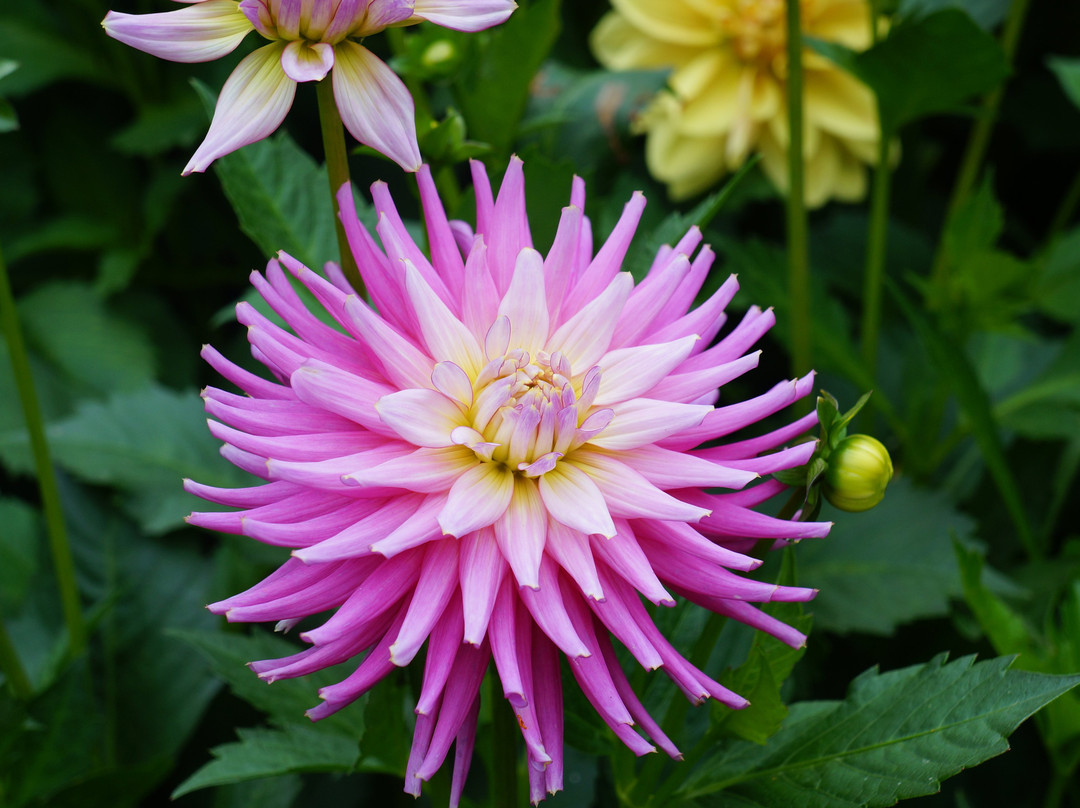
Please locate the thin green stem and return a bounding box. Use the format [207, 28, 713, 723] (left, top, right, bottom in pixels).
[785, 0, 811, 379]
[0, 241, 85, 658]
[0, 620, 32, 700]
[490, 670, 519, 808]
[315, 78, 364, 296]
[1047, 168, 1080, 244]
[859, 130, 892, 384]
[928, 0, 1031, 297]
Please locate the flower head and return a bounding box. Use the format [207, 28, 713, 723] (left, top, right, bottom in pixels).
[188, 158, 831, 803]
[591, 0, 881, 206]
[102, 0, 516, 174]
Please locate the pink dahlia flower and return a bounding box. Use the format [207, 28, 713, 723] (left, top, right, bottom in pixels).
[101, 0, 516, 174]
[188, 158, 831, 804]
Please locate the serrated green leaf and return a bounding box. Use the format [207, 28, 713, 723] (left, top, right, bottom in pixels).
[0, 385, 244, 533]
[813, 9, 1009, 135]
[18, 281, 156, 397]
[192, 81, 340, 269]
[681, 654, 1080, 807]
[455, 0, 561, 158]
[172, 725, 361, 798]
[799, 478, 973, 635]
[172, 629, 366, 739]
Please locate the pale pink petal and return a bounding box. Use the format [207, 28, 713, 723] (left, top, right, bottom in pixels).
[403, 260, 485, 374]
[594, 334, 699, 406]
[344, 446, 475, 492]
[588, 398, 712, 451]
[609, 444, 758, 490]
[184, 43, 295, 174]
[545, 272, 633, 371]
[280, 39, 334, 82]
[438, 462, 515, 536]
[102, 0, 252, 63]
[496, 248, 549, 355]
[538, 463, 616, 538]
[356, 0, 415, 34]
[411, 0, 517, 31]
[494, 476, 547, 589]
[459, 527, 507, 645]
[376, 388, 467, 447]
[568, 452, 711, 523]
[390, 538, 459, 665]
[331, 40, 421, 171]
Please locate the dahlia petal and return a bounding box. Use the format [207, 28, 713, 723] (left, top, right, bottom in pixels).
[543, 205, 584, 323]
[343, 296, 435, 390]
[591, 522, 674, 606]
[449, 695, 481, 808]
[366, 494, 447, 558]
[280, 39, 334, 82]
[411, 0, 517, 31]
[532, 627, 565, 797]
[650, 271, 739, 346]
[403, 260, 485, 374]
[679, 306, 775, 374]
[438, 462, 515, 536]
[519, 557, 590, 658]
[689, 495, 833, 541]
[405, 713, 437, 797]
[377, 388, 467, 448]
[372, 184, 456, 310]
[290, 361, 397, 436]
[570, 192, 646, 309]
[459, 527, 507, 645]
[544, 519, 604, 601]
[538, 463, 617, 539]
[184, 43, 295, 174]
[586, 571, 662, 670]
[102, 1, 252, 63]
[589, 398, 712, 451]
[649, 352, 761, 403]
[182, 478, 296, 508]
[331, 41, 421, 172]
[496, 248, 550, 355]
[390, 539, 459, 665]
[355, 0, 414, 34]
[200, 343, 293, 400]
[568, 452, 711, 523]
[609, 444, 758, 490]
[702, 410, 818, 459]
[494, 476, 547, 589]
[701, 441, 817, 475]
[416, 593, 464, 715]
[594, 334, 699, 406]
[417, 165, 467, 296]
[519, 451, 562, 478]
[488, 156, 532, 294]
[634, 519, 761, 572]
[266, 444, 408, 490]
[546, 272, 633, 371]
[292, 493, 425, 561]
[416, 641, 490, 781]
[611, 252, 691, 348]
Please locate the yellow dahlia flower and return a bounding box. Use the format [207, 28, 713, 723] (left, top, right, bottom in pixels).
[591, 0, 881, 206]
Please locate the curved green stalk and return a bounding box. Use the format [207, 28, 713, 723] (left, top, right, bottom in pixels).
[785, 0, 811, 379]
[0, 619, 32, 699]
[0, 240, 85, 658]
[928, 0, 1031, 296]
[315, 78, 364, 296]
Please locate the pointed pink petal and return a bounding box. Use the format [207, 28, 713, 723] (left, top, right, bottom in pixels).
[376, 388, 467, 447]
[497, 248, 549, 355]
[332, 41, 421, 171]
[389, 538, 459, 665]
[588, 398, 712, 451]
[411, 0, 517, 31]
[459, 527, 507, 645]
[538, 463, 616, 538]
[544, 519, 604, 601]
[343, 295, 434, 390]
[609, 444, 758, 490]
[438, 462, 515, 536]
[403, 260, 485, 374]
[568, 452, 711, 523]
[546, 272, 633, 371]
[344, 446, 475, 492]
[493, 477, 546, 589]
[184, 42, 295, 174]
[102, 0, 252, 63]
[594, 334, 699, 406]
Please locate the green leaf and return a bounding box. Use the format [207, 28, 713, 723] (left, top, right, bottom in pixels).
[1034, 225, 1080, 324]
[0, 498, 38, 616]
[0, 15, 110, 96]
[0, 97, 17, 133]
[1048, 56, 1080, 111]
[680, 654, 1080, 806]
[455, 0, 561, 158]
[813, 9, 1009, 134]
[18, 281, 156, 397]
[888, 278, 1037, 559]
[110, 95, 206, 157]
[172, 629, 365, 739]
[192, 81, 340, 269]
[0, 385, 245, 534]
[799, 478, 973, 635]
[172, 725, 361, 798]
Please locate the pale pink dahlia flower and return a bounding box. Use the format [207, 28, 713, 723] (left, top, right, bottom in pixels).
[188, 158, 830, 803]
[101, 0, 515, 174]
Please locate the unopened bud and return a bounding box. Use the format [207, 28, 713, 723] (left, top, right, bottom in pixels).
[421, 40, 456, 70]
[824, 434, 892, 512]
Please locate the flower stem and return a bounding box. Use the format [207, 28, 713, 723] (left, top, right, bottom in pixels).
[927, 0, 1031, 298]
[0, 241, 85, 659]
[489, 670, 518, 808]
[859, 122, 892, 383]
[315, 77, 364, 296]
[785, 0, 812, 379]
[0, 619, 32, 700]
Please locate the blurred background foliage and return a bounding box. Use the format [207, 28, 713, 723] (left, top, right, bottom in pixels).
[2, 0, 1080, 805]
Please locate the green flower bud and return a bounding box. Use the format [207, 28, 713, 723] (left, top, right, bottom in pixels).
[823, 434, 893, 512]
[421, 40, 457, 71]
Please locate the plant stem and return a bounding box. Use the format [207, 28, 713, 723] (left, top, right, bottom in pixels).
[490, 670, 518, 808]
[315, 78, 364, 296]
[0, 620, 32, 700]
[0, 241, 85, 658]
[860, 130, 892, 384]
[927, 0, 1031, 297]
[785, 0, 811, 379]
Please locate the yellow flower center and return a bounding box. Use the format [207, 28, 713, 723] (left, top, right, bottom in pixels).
[716, 0, 810, 69]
